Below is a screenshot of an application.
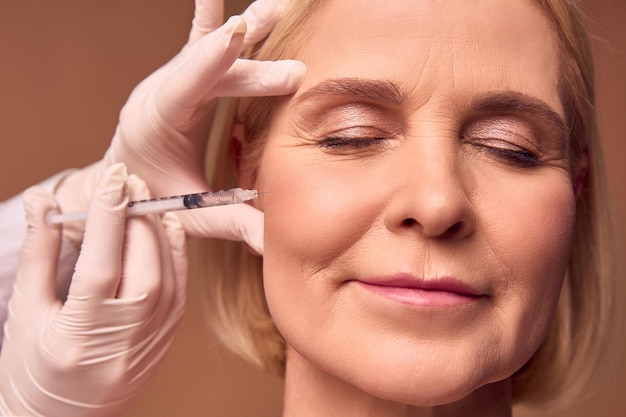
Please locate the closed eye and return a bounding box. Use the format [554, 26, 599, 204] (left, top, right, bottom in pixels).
[469, 138, 541, 168]
[484, 145, 540, 167]
[317, 136, 388, 150]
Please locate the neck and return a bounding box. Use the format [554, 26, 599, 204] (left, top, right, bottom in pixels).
[281, 348, 513, 417]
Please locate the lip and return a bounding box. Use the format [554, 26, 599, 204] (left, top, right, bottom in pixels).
[351, 274, 486, 307]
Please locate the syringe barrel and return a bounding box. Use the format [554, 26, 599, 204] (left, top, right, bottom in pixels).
[47, 188, 258, 224]
[127, 197, 186, 215]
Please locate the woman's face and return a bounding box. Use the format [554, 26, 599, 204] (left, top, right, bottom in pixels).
[253, 0, 575, 405]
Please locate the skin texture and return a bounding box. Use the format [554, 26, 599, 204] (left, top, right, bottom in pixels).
[243, 0, 576, 415]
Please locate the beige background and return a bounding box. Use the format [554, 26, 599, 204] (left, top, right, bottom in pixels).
[0, 1, 624, 416]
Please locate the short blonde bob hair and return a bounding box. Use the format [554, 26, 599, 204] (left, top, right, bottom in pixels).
[193, 0, 616, 406]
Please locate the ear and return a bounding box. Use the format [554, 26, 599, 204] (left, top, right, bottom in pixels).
[229, 123, 255, 190]
[573, 150, 589, 200]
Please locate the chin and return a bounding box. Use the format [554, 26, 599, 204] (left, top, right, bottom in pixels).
[333, 360, 487, 408]
[360, 374, 484, 407]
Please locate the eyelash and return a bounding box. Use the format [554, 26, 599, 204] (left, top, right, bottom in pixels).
[485, 146, 540, 167]
[317, 136, 387, 150]
[468, 138, 540, 167]
[315, 133, 540, 167]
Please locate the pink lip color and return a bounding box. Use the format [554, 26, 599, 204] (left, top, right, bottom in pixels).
[353, 275, 484, 307]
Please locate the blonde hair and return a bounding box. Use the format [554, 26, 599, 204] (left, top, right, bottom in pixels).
[194, 0, 616, 405]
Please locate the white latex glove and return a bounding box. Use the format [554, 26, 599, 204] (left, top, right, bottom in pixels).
[0, 163, 187, 417]
[55, 0, 305, 255]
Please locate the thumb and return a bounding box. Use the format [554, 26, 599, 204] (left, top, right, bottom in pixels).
[13, 187, 62, 306]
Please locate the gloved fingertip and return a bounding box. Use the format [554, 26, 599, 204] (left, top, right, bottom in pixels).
[225, 15, 247, 36]
[162, 211, 183, 229]
[256, 59, 307, 95]
[248, 241, 264, 257]
[17, 187, 62, 300]
[126, 174, 151, 201]
[162, 212, 187, 250]
[286, 59, 307, 84]
[23, 186, 60, 229]
[93, 163, 129, 212]
[237, 205, 264, 255]
[246, 230, 264, 256]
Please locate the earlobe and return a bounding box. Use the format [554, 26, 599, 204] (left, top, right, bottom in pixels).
[573, 151, 589, 200]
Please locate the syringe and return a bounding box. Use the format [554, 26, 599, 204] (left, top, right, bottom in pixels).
[47, 188, 258, 224]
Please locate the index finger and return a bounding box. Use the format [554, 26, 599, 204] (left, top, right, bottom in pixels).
[69, 164, 129, 299]
[188, 0, 224, 44]
[14, 187, 62, 306]
[189, 0, 290, 47]
[240, 0, 290, 48]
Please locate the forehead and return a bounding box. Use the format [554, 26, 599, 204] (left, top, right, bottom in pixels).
[292, 0, 563, 116]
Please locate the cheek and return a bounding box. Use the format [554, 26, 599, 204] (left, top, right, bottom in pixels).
[257, 146, 392, 339]
[489, 175, 575, 293]
[259, 153, 386, 271]
[478, 170, 576, 365]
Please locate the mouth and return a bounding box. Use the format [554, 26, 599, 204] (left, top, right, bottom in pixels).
[350, 274, 486, 307]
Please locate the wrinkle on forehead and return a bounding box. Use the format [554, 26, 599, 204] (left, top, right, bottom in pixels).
[292, 0, 562, 116]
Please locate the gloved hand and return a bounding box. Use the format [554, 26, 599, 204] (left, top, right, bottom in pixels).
[0, 163, 187, 417]
[55, 0, 305, 255]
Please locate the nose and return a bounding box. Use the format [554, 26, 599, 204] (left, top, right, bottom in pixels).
[384, 142, 476, 240]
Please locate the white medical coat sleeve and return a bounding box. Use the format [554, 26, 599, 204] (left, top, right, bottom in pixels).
[0, 171, 80, 345]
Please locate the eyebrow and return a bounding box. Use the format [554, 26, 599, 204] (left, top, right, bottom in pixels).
[471, 91, 568, 138]
[292, 79, 568, 139]
[293, 78, 406, 107]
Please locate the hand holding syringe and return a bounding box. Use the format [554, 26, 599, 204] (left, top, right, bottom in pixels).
[47, 188, 258, 224]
